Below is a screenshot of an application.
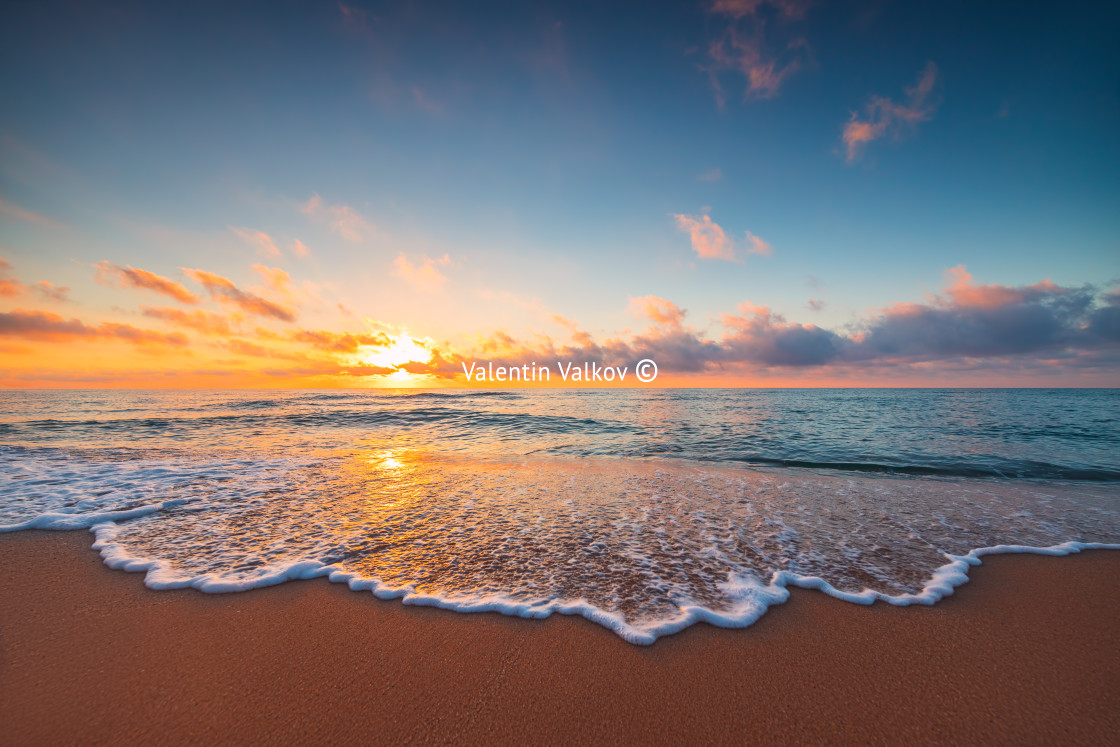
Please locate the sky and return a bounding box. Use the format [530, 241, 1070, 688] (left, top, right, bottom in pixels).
[0, 0, 1117, 387]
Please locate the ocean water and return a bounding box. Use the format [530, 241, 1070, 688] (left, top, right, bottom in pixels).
[1, 388, 1118, 643]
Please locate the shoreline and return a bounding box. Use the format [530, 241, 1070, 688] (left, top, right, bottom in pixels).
[2, 530, 1118, 744]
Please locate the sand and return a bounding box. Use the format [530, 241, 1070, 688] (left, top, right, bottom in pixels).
[1, 530, 1117, 745]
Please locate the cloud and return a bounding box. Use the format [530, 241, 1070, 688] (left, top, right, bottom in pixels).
[721, 302, 846, 365]
[697, 167, 723, 182]
[704, 0, 813, 105]
[183, 269, 297, 322]
[141, 306, 236, 336]
[33, 281, 69, 303]
[0, 309, 188, 346]
[629, 295, 686, 326]
[807, 298, 825, 311]
[842, 62, 939, 162]
[717, 266, 1112, 367]
[394, 253, 450, 292]
[0, 197, 58, 227]
[291, 329, 391, 353]
[744, 230, 772, 255]
[711, 0, 812, 20]
[300, 193, 375, 242]
[673, 213, 771, 261]
[0, 257, 24, 298]
[232, 227, 282, 257]
[415, 268, 1120, 381]
[291, 239, 311, 257]
[251, 264, 296, 297]
[94, 261, 201, 304]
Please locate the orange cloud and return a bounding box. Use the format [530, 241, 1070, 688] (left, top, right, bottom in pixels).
[0, 257, 24, 298]
[394, 253, 450, 292]
[183, 269, 297, 322]
[251, 264, 295, 297]
[629, 295, 686, 326]
[141, 306, 236, 336]
[291, 239, 311, 257]
[232, 227, 282, 257]
[95, 261, 201, 304]
[673, 213, 771, 261]
[0, 309, 188, 346]
[843, 62, 939, 162]
[292, 329, 391, 353]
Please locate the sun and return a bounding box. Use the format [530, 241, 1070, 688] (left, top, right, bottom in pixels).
[354, 332, 435, 383]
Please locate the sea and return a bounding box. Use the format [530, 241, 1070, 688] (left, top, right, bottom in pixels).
[1, 388, 1118, 644]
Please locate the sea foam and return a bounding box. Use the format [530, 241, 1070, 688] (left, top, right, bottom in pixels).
[4, 444, 1117, 644]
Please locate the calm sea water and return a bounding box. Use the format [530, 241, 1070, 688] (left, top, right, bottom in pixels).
[2, 389, 1118, 642]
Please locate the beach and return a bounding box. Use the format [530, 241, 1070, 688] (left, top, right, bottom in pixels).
[2, 530, 1116, 745]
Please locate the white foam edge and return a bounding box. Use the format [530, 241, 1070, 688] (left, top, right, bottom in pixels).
[0, 499, 191, 532]
[31, 518, 1120, 645]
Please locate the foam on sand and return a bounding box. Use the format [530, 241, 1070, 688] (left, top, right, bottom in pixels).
[4, 446, 1116, 644]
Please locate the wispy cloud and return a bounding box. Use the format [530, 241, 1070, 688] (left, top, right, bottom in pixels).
[183, 268, 297, 322]
[673, 213, 772, 261]
[842, 62, 939, 162]
[300, 193, 375, 242]
[711, 0, 812, 20]
[232, 227, 282, 257]
[94, 261, 201, 304]
[33, 281, 69, 303]
[141, 306, 236, 336]
[705, 0, 813, 105]
[0, 196, 58, 228]
[0, 257, 24, 298]
[0, 309, 188, 346]
[291, 239, 311, 257]
[394, 253, 450, 292]
[629, 295, 687, 326]
[697, 167, 723, 182]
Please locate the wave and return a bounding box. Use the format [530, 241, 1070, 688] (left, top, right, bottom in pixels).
[2, 447, 1117, 643]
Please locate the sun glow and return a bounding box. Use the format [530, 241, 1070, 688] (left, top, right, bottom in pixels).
[351, 333, 436, 385]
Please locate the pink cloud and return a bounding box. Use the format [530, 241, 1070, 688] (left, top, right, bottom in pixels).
[711, 0, 812, 20]
[843, 62, 939, 162]
[232, 227, 282, 257]
[301, 193, 375, 242]
[673, 213, 771, 261]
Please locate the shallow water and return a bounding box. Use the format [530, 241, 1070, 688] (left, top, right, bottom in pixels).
[2, 389, 1118, 643]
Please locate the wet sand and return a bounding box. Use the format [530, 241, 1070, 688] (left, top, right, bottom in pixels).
[1, 530, 1117, 745]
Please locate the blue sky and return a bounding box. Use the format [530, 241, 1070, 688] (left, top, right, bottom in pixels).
[0, 0, 1117, 386]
